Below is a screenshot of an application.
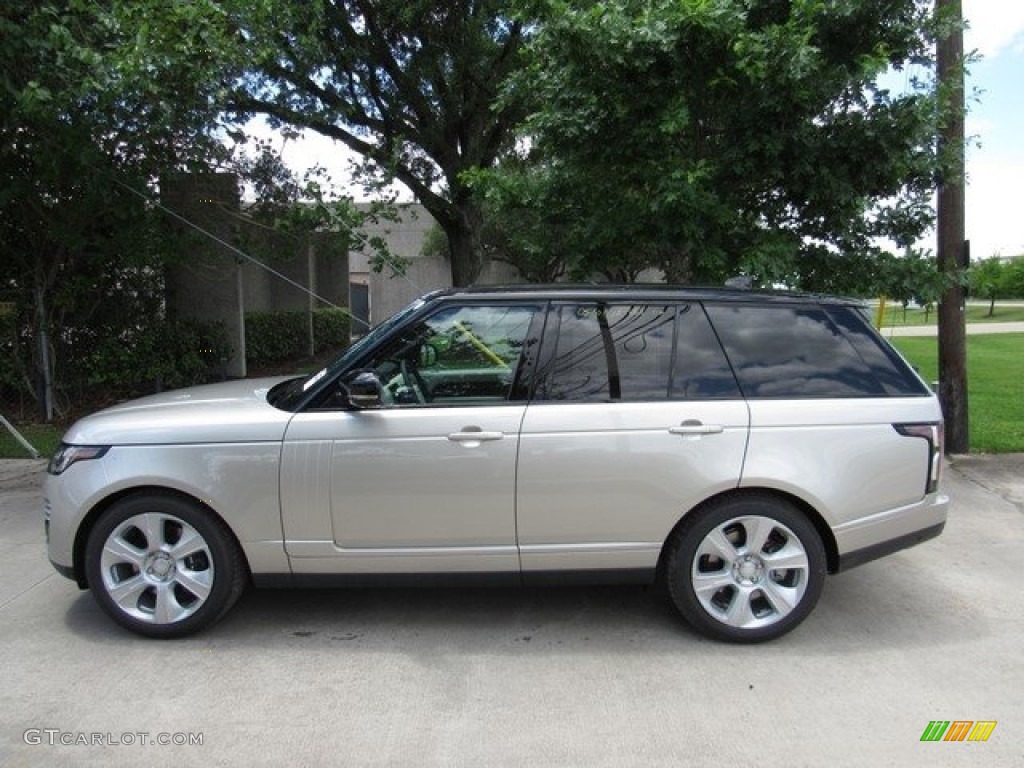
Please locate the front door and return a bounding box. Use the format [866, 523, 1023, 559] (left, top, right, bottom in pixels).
[282, 302, 542, 575]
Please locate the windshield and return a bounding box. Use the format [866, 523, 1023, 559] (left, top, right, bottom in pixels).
[268, 298, 427, 411]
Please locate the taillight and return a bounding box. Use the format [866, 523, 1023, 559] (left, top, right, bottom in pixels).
[894, 423, 943, 494]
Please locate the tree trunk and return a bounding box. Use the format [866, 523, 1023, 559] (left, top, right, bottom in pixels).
[440, 200, 487, 287]
[34, 281, 54, 422]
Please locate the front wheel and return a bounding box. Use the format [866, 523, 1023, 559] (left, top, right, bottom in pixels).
[84, 493, 247, 638]
[664, 495, 826, 643]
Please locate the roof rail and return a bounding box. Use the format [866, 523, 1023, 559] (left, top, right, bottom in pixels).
[724, 275, 753, 290]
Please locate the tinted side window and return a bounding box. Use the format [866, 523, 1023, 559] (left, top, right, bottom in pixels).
[354, 304, 539, 406]
[673, 305, 742, 399]
[541, 304, 674, 401]
[704, 304, 887, 398]
[826, 307, 930, 396]
[538, 303, 739, 401]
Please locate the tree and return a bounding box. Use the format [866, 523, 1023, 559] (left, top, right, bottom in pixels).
[1003, 258, 1024, 298]
[968, 257, 1005, 316]
[2, 2, 413, 417]
[0, 2, 192, 418]
[478, 0, 941, 287]
[208, 0, 531, 286]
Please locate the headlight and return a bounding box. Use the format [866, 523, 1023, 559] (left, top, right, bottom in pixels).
[47, 443, 110, 475]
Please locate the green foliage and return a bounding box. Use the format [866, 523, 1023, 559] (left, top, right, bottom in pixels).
[213, 0, 533, 285]
[1004, 258, 1024, 298]
[1, 3, 367, 417]
[313, 308, 351, 350]
[230, 136, 406, 276]
[244, 312, 307, 365]
[478, 0, 942, 288]
[1, 1, 231, 418]
[245, 309, 350, 365]
[870, 250, 947, 306]
[76, 320, 231, 391]
[0, 303, 24, 393]
[968, 257, 1024, 308]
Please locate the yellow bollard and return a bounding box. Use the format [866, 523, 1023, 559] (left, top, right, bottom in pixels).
[874, 296, 887, 329]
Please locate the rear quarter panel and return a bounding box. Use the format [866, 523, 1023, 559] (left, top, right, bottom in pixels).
[741, 397, 941, 527]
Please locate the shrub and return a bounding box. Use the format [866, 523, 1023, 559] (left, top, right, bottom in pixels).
[244, 311, 307, 364]
[74, 319, 231, 391]
[312, 308, 350, 351]
[245, 308, 350, 365]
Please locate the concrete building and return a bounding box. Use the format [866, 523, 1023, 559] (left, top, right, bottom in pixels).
[162, 175, 521, 374]
[350, 203, 520, 331]
[163, 174, 350, 377]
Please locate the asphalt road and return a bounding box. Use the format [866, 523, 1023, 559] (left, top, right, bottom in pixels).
[1, 457, 1022, 767]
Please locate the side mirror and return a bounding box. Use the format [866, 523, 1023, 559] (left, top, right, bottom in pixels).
[342, 371, 384, 409]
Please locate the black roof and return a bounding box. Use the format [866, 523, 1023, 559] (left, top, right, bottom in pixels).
[425, 284, 864, 306]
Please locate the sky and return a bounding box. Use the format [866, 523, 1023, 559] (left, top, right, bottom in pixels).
[251, 0, 1024, 261]
[961, 0, 1024, 259]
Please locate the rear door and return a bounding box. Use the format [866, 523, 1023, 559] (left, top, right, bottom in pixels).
[516, 302, 750, 577]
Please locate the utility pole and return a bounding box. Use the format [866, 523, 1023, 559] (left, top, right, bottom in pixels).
[936, 0, 969, 453]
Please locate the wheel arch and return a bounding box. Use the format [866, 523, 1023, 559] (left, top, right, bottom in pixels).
[656, 487, 840, 581]
[71, 486, 250, 589]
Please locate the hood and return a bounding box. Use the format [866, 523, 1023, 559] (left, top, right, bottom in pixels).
[62, 377, 296, 446]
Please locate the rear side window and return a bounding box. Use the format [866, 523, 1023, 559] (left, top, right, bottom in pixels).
[704, 304, 898, 398]
[825, 307, 930, 396]
[536, 303, 739, 401]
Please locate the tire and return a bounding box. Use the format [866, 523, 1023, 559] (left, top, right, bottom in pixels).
[84, 493, 247, 638]
[664, 494, 826, 643]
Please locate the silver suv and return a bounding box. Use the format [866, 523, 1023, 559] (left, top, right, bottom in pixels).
[44, 286, 948, 642]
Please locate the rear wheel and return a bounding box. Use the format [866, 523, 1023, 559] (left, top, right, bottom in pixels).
[84, 493, 246, 638]
[664, 495, 826, 642]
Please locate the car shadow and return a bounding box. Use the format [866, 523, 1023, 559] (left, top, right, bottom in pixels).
[63, 556, 980, 655]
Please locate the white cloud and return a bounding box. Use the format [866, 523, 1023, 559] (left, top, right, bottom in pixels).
[967, 157, 1024, 258]
[963, 0, 1024, 57]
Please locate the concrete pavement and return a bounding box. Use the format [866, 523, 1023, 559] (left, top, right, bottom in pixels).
[1, 457, 1022, 767]
[882, 321, 1024, 337]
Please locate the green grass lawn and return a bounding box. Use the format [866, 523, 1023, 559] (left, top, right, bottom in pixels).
[892, 333, 1024, 453]
[0, 421, 62, 460]
[878, 303, 1024, 328]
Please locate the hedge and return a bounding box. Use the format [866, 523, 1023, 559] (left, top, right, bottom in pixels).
[74, 318, 232, 391]
[245, 308, 350, 365]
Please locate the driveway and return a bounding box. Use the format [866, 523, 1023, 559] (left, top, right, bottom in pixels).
[0, 457, 1021, 767]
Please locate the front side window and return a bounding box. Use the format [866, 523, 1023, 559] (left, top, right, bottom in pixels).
[350, 304, 539, 406]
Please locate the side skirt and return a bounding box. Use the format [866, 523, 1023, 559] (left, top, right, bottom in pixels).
[252, 568, 656, 589]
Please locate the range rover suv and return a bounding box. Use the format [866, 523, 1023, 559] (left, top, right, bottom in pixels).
[44, 286, 948, 642]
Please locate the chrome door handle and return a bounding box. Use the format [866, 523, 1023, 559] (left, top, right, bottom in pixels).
[669, 421, 724, 436]
[447, 429, 504, 444]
